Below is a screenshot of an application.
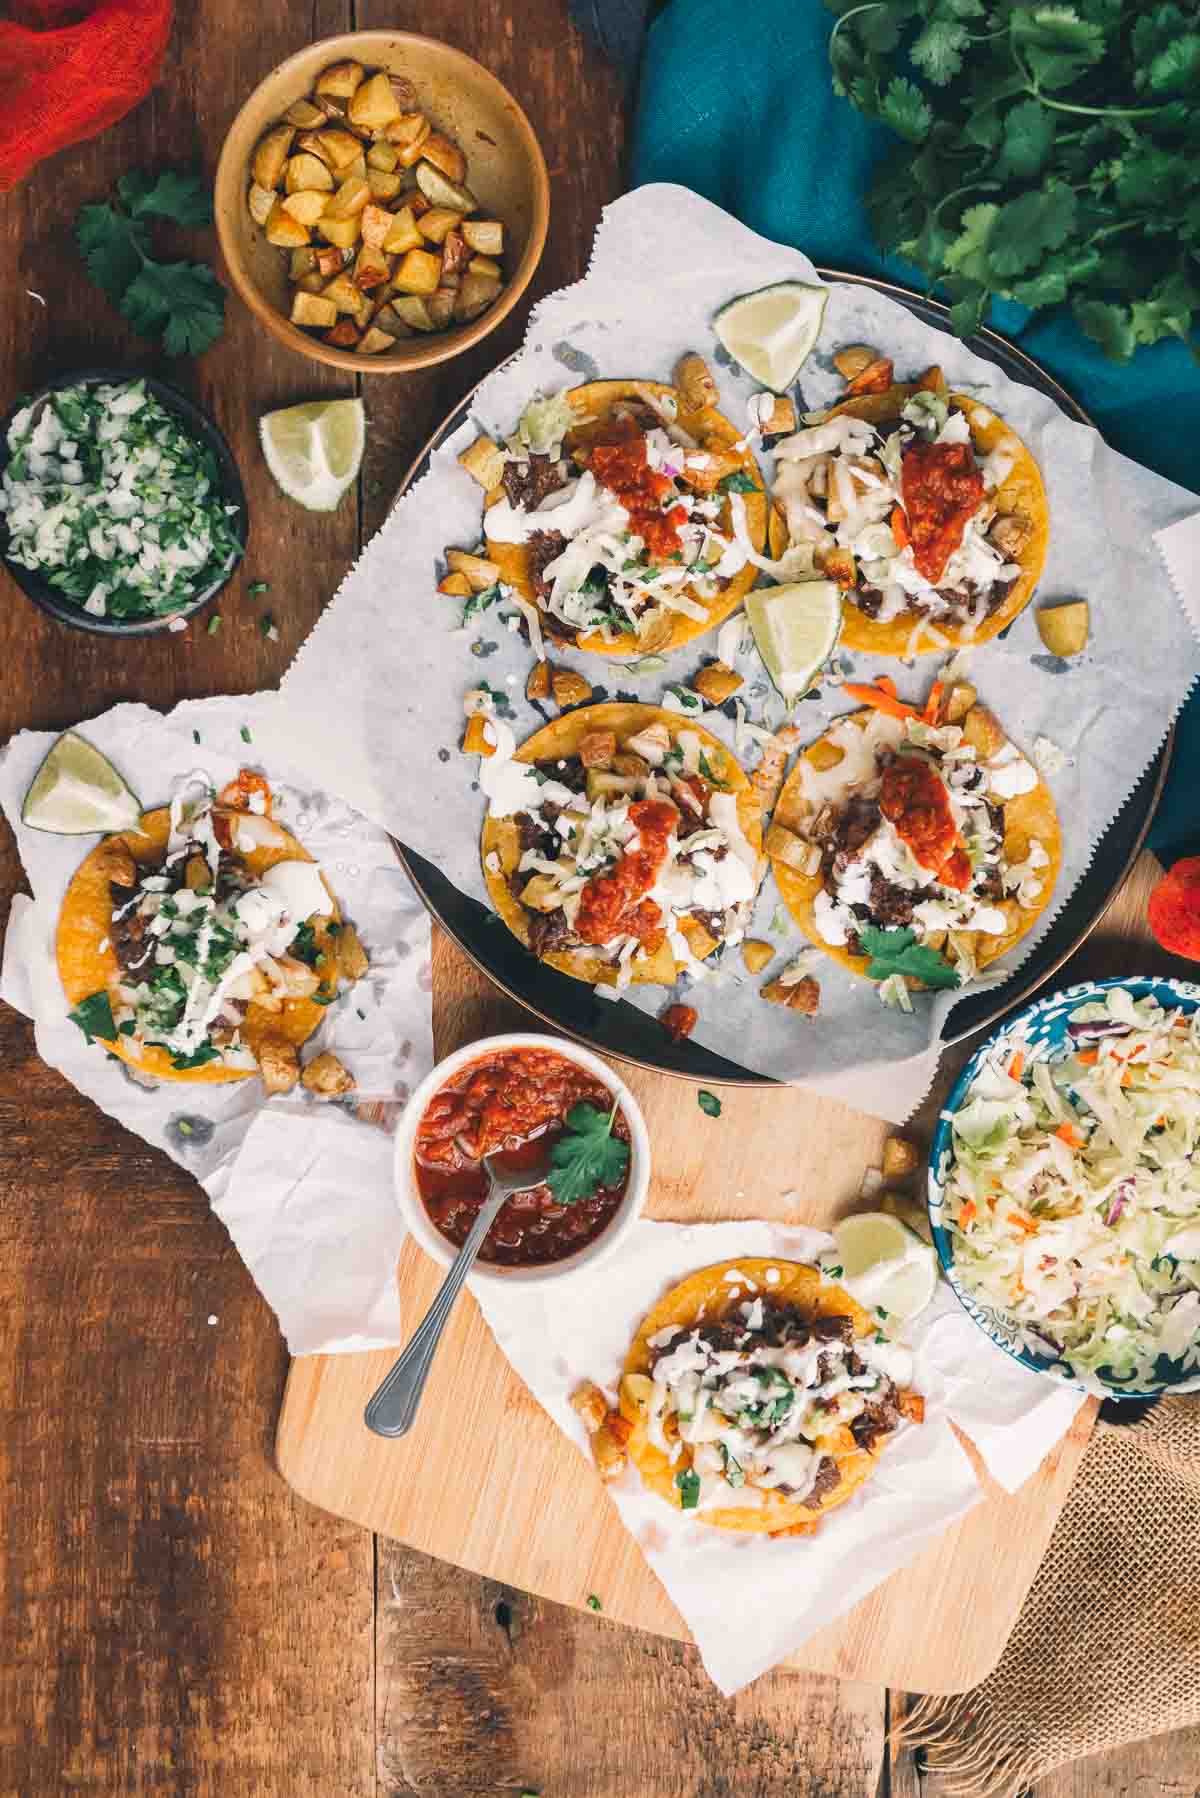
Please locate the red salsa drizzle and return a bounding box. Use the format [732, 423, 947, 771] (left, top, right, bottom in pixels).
[590, 433, 688, 561]
[413, 1048, 631, 1266]
[879, 759, 964, 884]
[575, 797, 677, 950]
[899, 440, 985, 583]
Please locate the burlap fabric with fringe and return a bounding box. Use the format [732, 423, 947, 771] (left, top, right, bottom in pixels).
[902, 1399, 1200, 1795]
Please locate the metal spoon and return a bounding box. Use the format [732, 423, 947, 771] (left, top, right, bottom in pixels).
[364, 1147, 550, 1439]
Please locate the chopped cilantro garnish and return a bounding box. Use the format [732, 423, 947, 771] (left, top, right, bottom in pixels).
[675, 1468, 701, 1510]
[462, 582, 503, 626]
[192, 730, 201, 744]
[717, 470, 759, 494]
[247, 580, 269, 594]
[825, 1264, 844, 1278]
[547, 1101, 629, 1206]
[68, 990, 116, 1044]
[876, 1306, 890, 1321]
[239, 725, 252, 744]
[857, 925, 960, 991]
[698, 750, 729, 789]
[698, 1090, 722, 1117]
[259, 613, 274, 637]
[177, 1118, 193, 1136]
[170, 1042, 220, 1070]
[291, 921, 321, 967]
[586, 1594, 602, 1612]
[207, 614, 220, 635]
[720, 1445, 745, 1488]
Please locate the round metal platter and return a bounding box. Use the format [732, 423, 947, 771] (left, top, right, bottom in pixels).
[393, 272, 1172, 1085]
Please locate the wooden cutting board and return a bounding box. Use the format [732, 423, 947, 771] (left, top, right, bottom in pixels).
[271, 857, 1173, 1692]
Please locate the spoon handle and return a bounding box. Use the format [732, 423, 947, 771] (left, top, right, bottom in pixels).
[363, 1180, 508, 1439]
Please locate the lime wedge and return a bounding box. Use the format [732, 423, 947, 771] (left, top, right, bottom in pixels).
[259, 398, 365, 512]
[745, 580, 842, 701]
[22, 732, 142, 835]
[832, 1211, 939, 1323]
[714, 282, 828, 391]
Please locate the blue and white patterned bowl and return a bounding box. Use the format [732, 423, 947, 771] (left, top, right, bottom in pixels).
[929, 975, 1200, 1399]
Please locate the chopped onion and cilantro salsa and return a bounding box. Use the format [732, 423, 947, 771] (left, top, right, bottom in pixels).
[0, 379, 241, 621]
[943, 988, 1200, 1393]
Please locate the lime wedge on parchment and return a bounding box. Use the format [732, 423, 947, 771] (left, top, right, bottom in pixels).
[22, 732, 141, 835]
[259, 397, 365, 512]
[714, 282, 828, 391]
[746, 579, 842, 701]
[830, 1211, 939, 1323]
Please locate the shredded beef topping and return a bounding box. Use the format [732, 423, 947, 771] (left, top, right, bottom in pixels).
[801, 1454, 842, 1510]
[850, 1394, 902, 1452]
[109, 880, 154, 978]
[515, 807, 561, 859]
[535, 755, 586, 793]
[501, 453, 569, 511]
[526, 529, 567, 602]
[526, 908, 573, 959]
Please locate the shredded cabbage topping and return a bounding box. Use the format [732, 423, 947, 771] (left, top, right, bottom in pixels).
[942, 988, 1200, 1393]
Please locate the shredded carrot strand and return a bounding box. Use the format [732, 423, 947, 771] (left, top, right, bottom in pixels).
[959, 1199, 977, 1228]
[1075, 1047, 1099, 1065]
[1008, 1049, 1025, 1080]
[841, 682, 920, 722]
[891, 504, 910, 550]
[1007, 1212, 1039, 1235]
[924, 680, 945, 726]
[1055, 1122, 1082, 1148]
[877, 675, 898, 697]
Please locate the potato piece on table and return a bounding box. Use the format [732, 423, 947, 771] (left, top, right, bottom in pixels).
[285, 152, 335, 194]
[462, 715, 494, 756]
[461, 218, 503, 257]
[439, 572, 472, 597]
[454, 271, 502, 322]
[381, 204, 422, 254]
[552, 668, 592, 709]
[335, 924, 369, 981]
[741, 939, 774, 975]
[252, 125, 294, 191]
[302, 1051, 356, 1097]
[1036, 600, 1089, 657]
[259, 1036, 301, 1096]
[525, 660, 551, 701]
[692, 660, 743, 705]
[943, 681, 977, 725]
[882, 1135, 920, 1180]
[266, 202, 310, 248]
[290, 291, 338, 328]
[570, 1381, 610, 1435]
[832, 344, 879, 381]
[762, 972, 821, 1014]
[247, 181, 276, 226]
[446, 548, 500, 591]
[281, 189, 328, 226]
[392, 248, 442, 295]
[315, 59, 364, 99]
[348, 70, 402, 130]
[674, 351, 718, 412]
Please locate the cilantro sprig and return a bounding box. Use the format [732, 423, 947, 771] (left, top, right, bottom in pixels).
[76, 168, 225, 357]
[826, 0, 1200, 358]
[68, 990, 116, 1044]
[546, 1101, 630, 1206]
[858, 924, 961, 991]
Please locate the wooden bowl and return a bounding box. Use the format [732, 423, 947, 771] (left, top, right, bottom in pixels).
[214, 31, 549, 375]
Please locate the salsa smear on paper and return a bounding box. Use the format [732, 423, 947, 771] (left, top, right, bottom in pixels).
[413, 1047, 631, 1266]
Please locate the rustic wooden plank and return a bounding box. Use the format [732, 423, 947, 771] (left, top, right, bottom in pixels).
[375, 1542, 884, 1798]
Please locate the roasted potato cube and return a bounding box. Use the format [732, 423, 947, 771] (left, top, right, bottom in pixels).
[916, 365, 947, 393]
[182, 853, 209, 892]
[454, 271, 502, 322]
[586, 770, 641, 802]
[286, 98, 326, 129]
[357, 325, 396, 354]
[302, 1051, 356, 1097]
[552, 668, 592, 709]
[446, 548, 500, 591]
[314, 244, 348, 276]
[623, 721, 670, 765]
[345, 150, 368, 184]
[294, 271, 326, 295]
[590, 1422, 628, 1483]
[415, 158, 477, 214]
[381, 204, 423, 254]
[765, 821, 817, 875]
[520, 873, 566, 912]
[258, 1035, 300, 1095]
[680, 917, 719, 959]
[439, 572, 472, 597]
[882, 1136, 920, 1181]
[305, 127, 363, 171]
[960, 704, 1007, 760]
[281, 188, 328, 226]
[1036, 599, 1089, 657]
[348, 70, 402, 130]
[416, 206, 462, 246]
[289, 246, 319, 280]
[325, 319, 361, 348]
[335, 923, 369, 981]
[525, 659, 551, 700]
[326, 173, 370, 219]
[822, 545, 857, 589]
[692, 660, 743, 705]
[290, 290, 338, 329]
[462, 715, 494, 756]
[418, 131, 465, 183]
[318, 213, 363, 249]
[252, 125, 294, 191]
[393, 248, 442, 295]
[458, 433, 506, 489]
[324, 272, 367, 314]
[285, 152, 335, 195]
[468, 254, 502, 279]
[315, 59, 364, 99]
[394, 124, 434, 166]
[990, 511, 1033, 559]
[758, 393, 797, 435]
[611, 751, 649, 779]
[762, 972, 821, 1014]
[832, 344, 879, 381]
[571, 1381, 610, 1435]
[366, 169, 403, 201]
[899, 1391, 925, 1423]
[352, 244, 391, 291]
[390, 293, 436, 332]
[247, 181, 276, 226]
[426, 288, 457, 330]
[943, 681, 977, 725]
[741, 938, 774, 975]
[461, 217, 504, 257]
[266, 202, 310, 248]
[366, 139, 399, 172]
[386, 110, 429, 146]
[674, 351, 718, 413]
[440, 229, 471, 279]
[579, 730, 617, 770]
[844, 356, 894, 396]
[619, 1373, 654, 1417]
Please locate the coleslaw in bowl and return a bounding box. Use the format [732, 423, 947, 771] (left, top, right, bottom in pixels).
[929, 977, 1200, 1398]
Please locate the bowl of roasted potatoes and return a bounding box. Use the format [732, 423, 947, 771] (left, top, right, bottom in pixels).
[215, 31, 549, 371]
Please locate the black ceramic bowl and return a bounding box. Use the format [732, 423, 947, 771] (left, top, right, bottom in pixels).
[0, 368, 248, 637]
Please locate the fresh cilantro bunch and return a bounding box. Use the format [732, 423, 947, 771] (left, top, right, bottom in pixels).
[76, 169, 226, 357]
[857, 924, 962, 988]
[825, 0, 1200, 359]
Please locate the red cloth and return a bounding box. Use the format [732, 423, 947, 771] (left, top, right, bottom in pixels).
[1, 0, 173, 192]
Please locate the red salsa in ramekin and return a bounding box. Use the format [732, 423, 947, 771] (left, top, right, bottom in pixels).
[413, 1046, 632, 1267]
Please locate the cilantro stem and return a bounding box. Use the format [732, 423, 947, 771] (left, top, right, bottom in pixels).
[828, 3, 884, 51]
[1011, 42, 1166, 121]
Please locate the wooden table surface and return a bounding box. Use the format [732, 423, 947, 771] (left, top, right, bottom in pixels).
[2, 3, 1199, 1793]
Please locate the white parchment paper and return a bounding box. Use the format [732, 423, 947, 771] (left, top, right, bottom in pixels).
[475, 1217, 1086, 1695]
[258, 185, 1200, 1120]
[0, 695, 433, 1352]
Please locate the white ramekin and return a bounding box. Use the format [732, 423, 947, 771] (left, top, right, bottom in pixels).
[394, 1031, 650, 1287]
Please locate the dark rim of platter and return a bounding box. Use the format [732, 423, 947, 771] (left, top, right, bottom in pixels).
[390, 269, 1173, 1086]
[0, 367, 248, 638]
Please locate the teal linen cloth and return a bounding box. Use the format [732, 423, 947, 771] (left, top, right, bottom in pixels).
[631, 0, 1199, 861]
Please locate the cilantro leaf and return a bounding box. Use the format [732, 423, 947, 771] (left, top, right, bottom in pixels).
[462, 581, 503, 625]
[717, 470, 759, 494]
[290, 921, 322, 967]
[1010, 7, 1106, 91]
[170, 1042, 221, 1070]
[698, 1090, 722, 1117]
[76, 203, 149, 304]
[122, 260, 226, 357]
[945, 205, 999, 285]
[675, 1468, 701, 1510]
[994, 99, 1056, 181]
[878, 76, 932, 144]
[118, 168, 213, 226]
[911, 17, 969, 86]
[988, 182, 1077, 278]
[546, 1102, 630, 1206]
[857, 925, 961, 991]
[76, 168, 225, 358]
[68, 990, 116, 1044]
[1073, 298, 1137, 361]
